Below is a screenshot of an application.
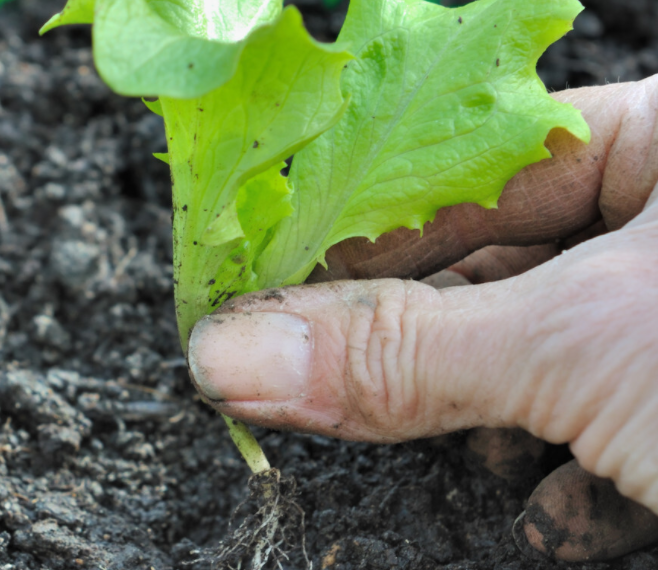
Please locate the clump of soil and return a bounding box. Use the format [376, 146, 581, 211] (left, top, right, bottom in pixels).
[1, 0, 657, 569]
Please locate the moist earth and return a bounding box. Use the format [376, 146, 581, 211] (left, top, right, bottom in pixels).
[0, 0, 657, 569]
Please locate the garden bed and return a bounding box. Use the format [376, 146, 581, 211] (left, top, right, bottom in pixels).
[0, 0, 657, 568]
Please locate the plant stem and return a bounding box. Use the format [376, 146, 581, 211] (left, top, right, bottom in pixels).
[223, 414, 271, 473]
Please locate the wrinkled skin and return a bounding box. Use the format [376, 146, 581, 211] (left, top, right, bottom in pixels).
[188, 76, 658, 561]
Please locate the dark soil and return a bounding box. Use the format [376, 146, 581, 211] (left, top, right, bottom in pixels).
[0, 0, 657, 569]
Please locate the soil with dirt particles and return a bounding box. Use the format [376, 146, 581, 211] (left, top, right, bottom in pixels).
[0, 0, 657, 569]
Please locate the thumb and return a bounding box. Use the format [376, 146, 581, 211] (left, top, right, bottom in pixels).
[188, 278, 518, 442]
[187, 221, 658, 515]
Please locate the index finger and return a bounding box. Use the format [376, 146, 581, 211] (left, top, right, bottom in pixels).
[310, 75, 658, 282]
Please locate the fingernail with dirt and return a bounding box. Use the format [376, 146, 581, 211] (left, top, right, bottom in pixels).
[188, 312, 312, 401]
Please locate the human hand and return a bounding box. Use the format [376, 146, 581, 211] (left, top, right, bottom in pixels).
[187, 75, 658, 561]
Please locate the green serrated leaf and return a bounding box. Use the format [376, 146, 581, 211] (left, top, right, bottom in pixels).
[42, 0, 284, 97]
[162, 6, 351, 345]
[255, 0, 591, 287]
[40, 0, 94, 35]
[92, 0, 281, 97]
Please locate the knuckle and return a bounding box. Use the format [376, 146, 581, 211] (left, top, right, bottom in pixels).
[342, 280, 421, 437]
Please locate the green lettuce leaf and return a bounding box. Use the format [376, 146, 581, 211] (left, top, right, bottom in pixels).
[40, 0, 94, 34]
[255, 0, 591, 287]
[42, 0, 283, 98]
[159, 6, 351, 343]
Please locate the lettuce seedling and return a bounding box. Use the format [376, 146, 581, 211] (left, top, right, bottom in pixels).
[43, 0, 590, 472]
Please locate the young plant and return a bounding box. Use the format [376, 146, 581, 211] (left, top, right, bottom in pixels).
[43, 0, 590, 473]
